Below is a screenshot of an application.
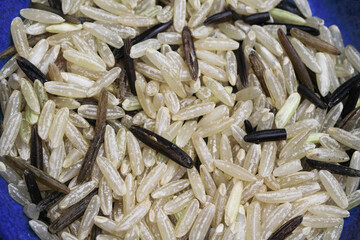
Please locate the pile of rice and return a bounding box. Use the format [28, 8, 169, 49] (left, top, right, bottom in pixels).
[0, 0, 360, 239]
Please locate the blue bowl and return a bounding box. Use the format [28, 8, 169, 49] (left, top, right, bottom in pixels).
[0, 1, 360, 239]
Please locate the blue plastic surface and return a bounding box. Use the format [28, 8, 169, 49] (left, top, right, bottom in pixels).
[0, 0, 360, 239]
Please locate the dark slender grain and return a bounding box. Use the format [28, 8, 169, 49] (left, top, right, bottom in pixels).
[77, 123, 106, 184]
[329, 89, 351, 108]
[30, 124, 43, 170]
[114, 65, 127, 103]
[36, 191, 64, 212]
[95, 88, 108, 132]
[244, 12, 271, 25]
[276, 0, 304, 17]
[268, 215, 303, 240]
[29, 3, 80, 24]
[124, 37, 137, 95]
[204, 10, 233, 25]
[244, 129, 287, 143]
[297, 84, 327, 109]
[114, 20, 173, 59]
[307, 159, 360, 177]
[16, 57, 50, 84]
[182, 26, 199, 80]
[234, 44, 248, 88]
[278, 29, 314, 91]
[2, 156, 70, 194]
[24, 170, 42, 204]
[48, 0, 62, 11]
[337, 107, 360, 131]
[132, 20, 173, 44]
[306, 66, 320, 94]
[244, 120, 255, 134]
[0, 33, 52, 59]
[129, 125, 193, 168]
[248, 51, 270, 97]
[264, 22, 320, 36]
[75, 99, 98, 106]
[323, 92, 332, 104]
[90, 225, 102, 240]
[230, 10, 243, 21]
[342, 83, 360, 118]
[0, 46, 17, 59]
[328, 73, 360, 107]
[290, 28, 341, 55]
[77, 17, 95, 23]
[48, 190, 98, 234]
[28, 33, 54, 45]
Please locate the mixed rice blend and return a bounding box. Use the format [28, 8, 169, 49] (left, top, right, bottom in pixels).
[0, 0, 360, 239]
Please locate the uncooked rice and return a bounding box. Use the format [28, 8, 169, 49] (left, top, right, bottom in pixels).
[0, 0, 360, 239]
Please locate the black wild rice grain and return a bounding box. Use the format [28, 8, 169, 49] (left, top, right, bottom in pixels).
[244, 129, 287, 143]
[75, 99, 98, 106]
[278, 29, 314, 91]
[276, 0, 305, 18]
[48, 190, 98, 234]
[234, 43, 248, 88]
[305, 66, 321, 96]
[297, 84, 327, 109]
[30, 124, 44, 170]
[337, 107, 360, 131]
[24, 170, 43, 204]
[306, 159, 360, 177]
[290, 28, 341, 55]
[77, 17, 95, 23]
[29, 3, 80, 24]
[36, 191, 64, 212]
[2, 156, 70, 193]
[16, 56, 50, 84]
[182, 26, 199, 80]
[268, 215, 303, 240]
[243, 12, 271, 25]
[129, 125, 193, 168]
[124, 110, 141, 117]
[204, 10, 233, 25]
[90, 225, 102, 240]
[248, 51, 270, 97]
[328, 73, 360, 107]
[322, 92, 332, 104]
[95, 88, 108, 132]
[244, 120, 255, 134]
[124, 37, 137, 95]
[116, 66, 128, 103]
[77, 123, 106, 184]
[264, 23, 320, 36]
[132, 20, 173, 45]
[114, 20, 173, 59]
[341, 83, 360, 118]
[0, 46, 17, 59]
[47, 0, 62, 12]
[230, 10, 243, 21]
[0, 33, 52, 59]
